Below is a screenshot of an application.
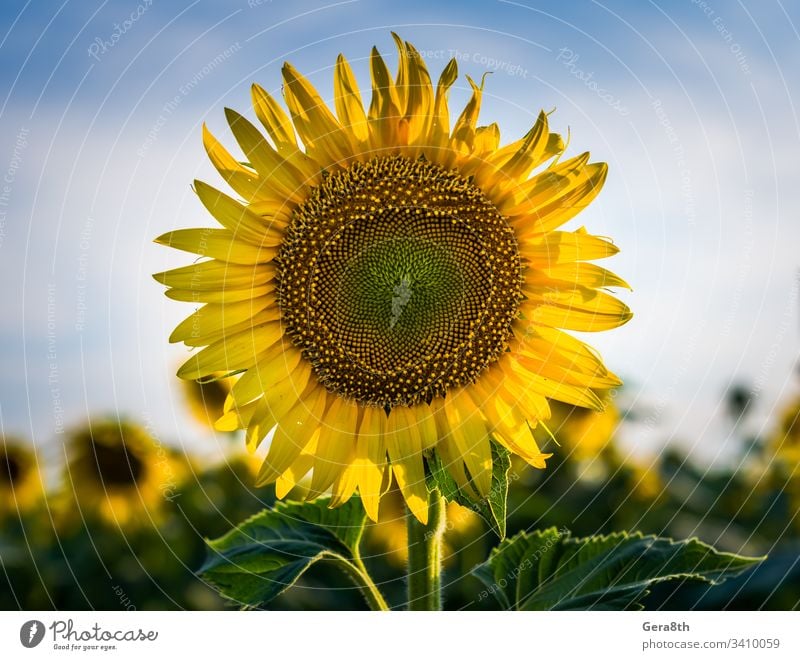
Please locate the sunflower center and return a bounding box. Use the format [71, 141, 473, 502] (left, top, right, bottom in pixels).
[90, 441, 145, 487]
[278, 155, 522, 408]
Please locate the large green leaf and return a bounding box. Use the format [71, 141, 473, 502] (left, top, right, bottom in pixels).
[199, 498, 367, 607]
[427, 439, 512, 538]
[473, 528, 764, 610]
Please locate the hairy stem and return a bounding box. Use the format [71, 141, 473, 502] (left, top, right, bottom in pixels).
[406, 489, 446, 610]
[328, 553, 390, 611]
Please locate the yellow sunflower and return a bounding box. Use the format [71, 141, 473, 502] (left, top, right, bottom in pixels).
[1, 436, 45, 518]
[59, 420, 188, 528]
[155, 35, 631, 524]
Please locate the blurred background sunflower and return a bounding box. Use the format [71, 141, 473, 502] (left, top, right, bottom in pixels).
[1, 436, 44, 519]
[55, 419, 189, 529]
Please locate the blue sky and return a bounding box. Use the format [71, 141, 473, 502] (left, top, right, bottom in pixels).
[1, 0, 798, 465]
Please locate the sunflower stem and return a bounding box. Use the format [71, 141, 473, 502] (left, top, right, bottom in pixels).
[329, 553, 390, 611]
[406, 489, 446, 611]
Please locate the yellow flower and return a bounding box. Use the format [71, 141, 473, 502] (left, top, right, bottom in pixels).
[59, 420, 188, 528]
[155, 35, 631, 524]
[1, 436, 44, 518]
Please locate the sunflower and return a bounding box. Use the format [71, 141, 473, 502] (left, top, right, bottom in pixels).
[155, 35, 631, 524]
[1, 436, 44, 518]
[60, 420, 188, 528]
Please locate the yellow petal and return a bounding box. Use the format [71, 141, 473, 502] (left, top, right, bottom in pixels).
[489, 111, 549, 185]
[176, 321, 282, 380]
[386, 407, 429, 524]
[165, 283, 273, 304]
[282, 62, 353, 166]
[214, 397, 260, 432]
[518, 325, 614, 381]
[472, 123, 500, 155]
[521, 285, 633, 332]
[506, 157, 607, 233]
[169, 298, 275, 344]
[536, 262, 631, 291]
[391, 33, 411, 114]
[194, 180, 281, 244]
[399, 39, 434, 150]
[504, 152, 589, 211]
[153, 260, 275, 290]
[468, 381, 551, 467]
[435, 433, 475, 496]
[202, 123, 263, 201]
[224, 108, 308, 203]
[310, 396, 358, 496]
[256, 387, 326, 486]
[414, 402, 438, 451]
[229, 343, 303, 409]
[251, 84, 323, 185]
[442, 390, 492, 496]
[450, 74, 486, 153]
[485, 363, 552, 421]
[513, 352, 621, 389]
[507, 358, 604, 411]
[330, 460, 360, 508]
[333, 54, 369, 144]
[275, 437, 317, 499]
[355, 406, 387, 522]
[484, 111, 549, 175]
[520, 229, 619, 266]
[250, 83, 298, 153]
[368, 46, 402, 150]
[428, 58, 458, 151]
[154, 228, 276, 265]
[246, 198, 292, 222]
[244, 360, 315, 454]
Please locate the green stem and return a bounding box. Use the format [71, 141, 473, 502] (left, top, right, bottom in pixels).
[406, 489, 446, 611]
[329, 553, 390, 611]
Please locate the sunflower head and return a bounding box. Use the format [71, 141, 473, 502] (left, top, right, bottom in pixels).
[155, 34, 631, 524]
[1, 436, 44, 517]
[59, 420, 188, 528]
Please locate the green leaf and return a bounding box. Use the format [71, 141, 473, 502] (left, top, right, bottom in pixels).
[199, 497, 367, 607]
[427, 439, 511, 538]
[473, 528, 764, 610]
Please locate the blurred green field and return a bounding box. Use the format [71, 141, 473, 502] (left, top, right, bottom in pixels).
[2, 376, 799, 610]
